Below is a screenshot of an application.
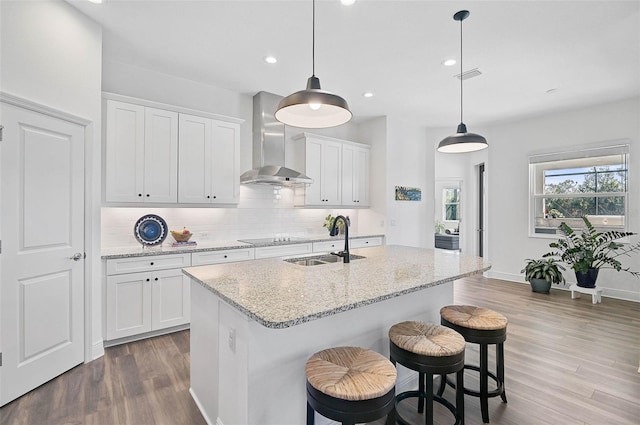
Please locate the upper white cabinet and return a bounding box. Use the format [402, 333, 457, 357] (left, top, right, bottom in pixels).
[291, 133, 370, 207]
[342, 143, 370, 207]
[105, 100, 178, 203]
[103, 94, 242, 205]
[178, 114, 240, 204]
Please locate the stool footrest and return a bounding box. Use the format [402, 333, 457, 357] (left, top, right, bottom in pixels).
[395, 390, 461, 425]
[444, 365, 505, 398]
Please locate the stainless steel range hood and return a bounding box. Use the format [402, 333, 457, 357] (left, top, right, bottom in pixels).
[240, 91, 312, 186]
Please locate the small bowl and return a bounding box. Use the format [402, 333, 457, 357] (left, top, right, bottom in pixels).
[170, 230, 193, 243]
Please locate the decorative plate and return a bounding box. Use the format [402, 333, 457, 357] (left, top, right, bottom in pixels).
[133, 214, 168, 246]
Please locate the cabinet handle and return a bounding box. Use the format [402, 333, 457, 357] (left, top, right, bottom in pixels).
[146, 194, 150, 197]
[138, 193, 142, 197]
[150, 262, 154, 266]
[146, 278, 150, 282]
[365, 241, 369, 244]
[207, 195, 211, 199]
[213, 195, 217, 199]
[154, 277, 159, 281]
[224, 255, 228, 258]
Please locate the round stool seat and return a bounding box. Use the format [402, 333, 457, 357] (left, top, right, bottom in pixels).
[440, 305, 507, 331]
[305, 346, 397, 402]
[389, 321, 466, 425]
[389, 321, 465, 357]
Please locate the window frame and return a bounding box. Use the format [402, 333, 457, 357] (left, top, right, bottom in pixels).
[528, 143, 630, 238]
[442, 187, 461, 222]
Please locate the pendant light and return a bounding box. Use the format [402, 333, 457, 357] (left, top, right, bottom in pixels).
[437, 10, 488, 153]
[275, 0, 352, 128]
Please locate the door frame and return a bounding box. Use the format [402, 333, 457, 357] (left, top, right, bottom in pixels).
[0, 92, 98, 363]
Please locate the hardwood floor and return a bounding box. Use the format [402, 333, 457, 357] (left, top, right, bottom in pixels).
[2, 276, 639, 424]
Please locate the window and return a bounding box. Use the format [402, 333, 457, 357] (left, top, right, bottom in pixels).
[443, 188, 460, 221]
[529, 144, 629, 236]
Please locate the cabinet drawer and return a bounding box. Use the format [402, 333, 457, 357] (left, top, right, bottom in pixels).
[254, 243, 313, 259]
[191, 248, 255, 266]
[350, 237, 383, 249]
[106, 253, 191, 275]
[312, 240, 344, 253]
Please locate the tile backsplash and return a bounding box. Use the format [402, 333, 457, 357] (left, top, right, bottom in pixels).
[102, 185, 383, 248]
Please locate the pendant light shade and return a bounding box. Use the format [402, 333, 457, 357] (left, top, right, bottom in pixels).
[437, 10, 488, 153]
[275, 0, 352, 128]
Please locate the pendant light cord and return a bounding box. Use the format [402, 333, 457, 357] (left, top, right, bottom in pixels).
[460, 16, 463, 124]
[312, 0, 315, 76]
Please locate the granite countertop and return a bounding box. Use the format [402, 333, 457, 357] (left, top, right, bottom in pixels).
[101, 234, 384, 259]
[183, 245, 490, 329]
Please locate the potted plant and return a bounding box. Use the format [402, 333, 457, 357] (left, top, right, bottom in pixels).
[435, 221, 446, 234]
[520, 258, 566, 293]
[323, 214, 349, 234]
[543, 216, 640, 288]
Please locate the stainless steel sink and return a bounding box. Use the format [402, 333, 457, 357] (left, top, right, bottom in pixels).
[284, 254, 366, 266]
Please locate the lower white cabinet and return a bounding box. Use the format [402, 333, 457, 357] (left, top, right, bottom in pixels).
[313, 236, 383, 253]
[254, 243, 313, 259]
[106, 268, 190, 340]
[105, 253, 192, 342]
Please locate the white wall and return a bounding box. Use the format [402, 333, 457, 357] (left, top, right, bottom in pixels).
[0, 0, 103, 358]
[486, 97, 640, 302]
[384, 117, 434, 248]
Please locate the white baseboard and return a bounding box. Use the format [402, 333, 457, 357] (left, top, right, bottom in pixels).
[91, 340, 104, 360]
[189, 387, 215, 425]
[486, 270, 640, 302]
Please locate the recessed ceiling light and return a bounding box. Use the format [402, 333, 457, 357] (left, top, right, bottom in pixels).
[87, 0, 103, 3]
[362, 92, 374, 98]
[341, 0, 356, 5]
[442, 58, 457, 67]
[264, 56, 277, 64]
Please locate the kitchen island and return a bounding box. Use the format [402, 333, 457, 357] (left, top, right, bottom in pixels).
[184, 245, 490, 425]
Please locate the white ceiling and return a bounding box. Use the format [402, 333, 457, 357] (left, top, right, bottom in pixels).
[69, 0, 640, 127]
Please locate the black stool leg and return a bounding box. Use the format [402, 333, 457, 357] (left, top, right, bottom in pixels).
[307, 401, 315, 425]
[425, 372, 434, 425]
[497, 342, 507, 403]
[386, 404, 396, 425]
[456, 369, 465, 425]
[418, 372, 425, 414]
[436, 374, 447, 397]
[480, 343, 489, 423]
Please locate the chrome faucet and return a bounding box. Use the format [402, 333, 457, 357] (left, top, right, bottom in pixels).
[329, 215, 350, 263]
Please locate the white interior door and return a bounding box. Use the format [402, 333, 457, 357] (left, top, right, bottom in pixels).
[0, 103, 85, 406]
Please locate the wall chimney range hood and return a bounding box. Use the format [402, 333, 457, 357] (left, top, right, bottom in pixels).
[240, 91, 313, 186]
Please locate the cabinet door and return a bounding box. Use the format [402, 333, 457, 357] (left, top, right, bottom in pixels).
[210, 120, 240, 204]
[354, 146, 370, 206]
[151, 268, 190, 330]
[178, 114, 212, 203]
[106, 272, 152, 340]
[321, 140, 342, 205]
[304, 138, 342, 206]
[304, 138, 324, 205]
[144, 107, 178, 203]
[342, 144, 356, 206]
[105, 100, 145, 202]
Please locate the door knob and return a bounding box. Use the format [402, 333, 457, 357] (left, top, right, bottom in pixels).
[70, 252, 85, 261]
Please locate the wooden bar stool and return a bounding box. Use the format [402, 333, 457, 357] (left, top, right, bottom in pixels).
[438, 305, 508, 423]
[389, 321, 466, 425]
[305, 346, 397, 425]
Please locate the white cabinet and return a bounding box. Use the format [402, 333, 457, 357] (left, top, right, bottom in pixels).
[291, 133, 370, 207]
[191, 248, 255, 266]
[178, 114, 240, 204]
[349, 236, 383, 249]
[105, 253, 191, 341]
[292, 134, 342, 206]
[313, 236, 382, 253]
[105, 100, 178, 203]
[254, 243, 313, 259]
[342, 143, 370, 207]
